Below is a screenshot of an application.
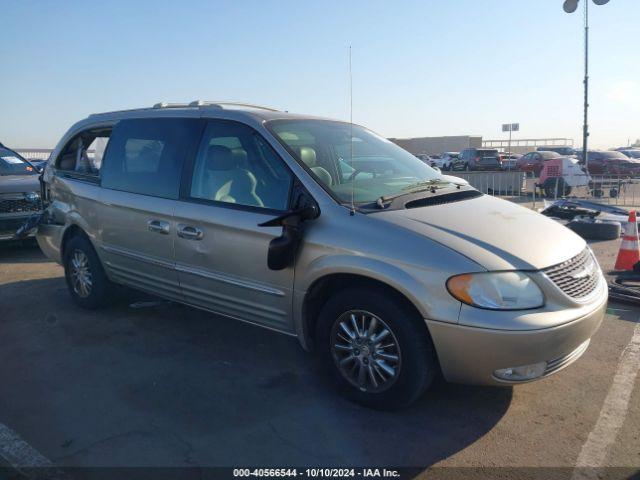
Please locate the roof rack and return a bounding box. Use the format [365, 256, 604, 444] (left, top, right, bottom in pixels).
[152, 100, 280, 112]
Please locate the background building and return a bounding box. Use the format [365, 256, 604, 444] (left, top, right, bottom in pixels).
[389, 135, 482, 155]
[390, 135, 575, 156]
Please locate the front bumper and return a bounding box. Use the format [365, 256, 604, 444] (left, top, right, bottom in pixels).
[35, 222, 64, 264]
[426, 294, 607, 385]
[0, 214, 38, 241]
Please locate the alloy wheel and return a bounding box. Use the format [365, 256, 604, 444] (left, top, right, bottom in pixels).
[70, 249, 92, 298]
[330, 310, 402, 393]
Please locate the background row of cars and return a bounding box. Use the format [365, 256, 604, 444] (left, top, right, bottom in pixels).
[418, 146, 640, 176]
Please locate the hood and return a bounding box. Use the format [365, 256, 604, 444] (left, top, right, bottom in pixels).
[375, 194, 585, 270]
[440, 174, 469, 186]
[0, 174, 40, 194]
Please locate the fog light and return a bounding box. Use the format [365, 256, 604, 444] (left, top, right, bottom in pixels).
[493, 362, 546, 382]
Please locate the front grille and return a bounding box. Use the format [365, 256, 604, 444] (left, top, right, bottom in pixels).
[542, 248, 601, 299]
[0, 197, 42, 214]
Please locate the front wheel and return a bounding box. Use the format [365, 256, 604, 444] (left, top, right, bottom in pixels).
[316, 288, 438, 410]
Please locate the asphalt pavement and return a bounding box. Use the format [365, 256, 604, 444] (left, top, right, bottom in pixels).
[0, 239, 637, 478]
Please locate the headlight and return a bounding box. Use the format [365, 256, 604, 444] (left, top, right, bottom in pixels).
[447, 272, 544, 310]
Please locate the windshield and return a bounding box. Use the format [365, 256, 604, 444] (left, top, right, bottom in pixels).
[267, 119, 444, 204]
[0, 150, 37, 175]
[622, 150, 640, 159]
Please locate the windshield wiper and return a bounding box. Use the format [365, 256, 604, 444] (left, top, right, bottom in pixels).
[376, 179, 459, 209]
[401, 179, 460, 191]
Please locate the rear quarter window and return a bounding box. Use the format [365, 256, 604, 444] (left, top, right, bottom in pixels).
[101, 118, 201, 199]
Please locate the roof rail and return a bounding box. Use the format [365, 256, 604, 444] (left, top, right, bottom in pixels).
[152, 100, 279, 112]
[152, 102, 192, 109]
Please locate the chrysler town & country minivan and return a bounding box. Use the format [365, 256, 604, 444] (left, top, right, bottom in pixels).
[36, 101, 607, 409]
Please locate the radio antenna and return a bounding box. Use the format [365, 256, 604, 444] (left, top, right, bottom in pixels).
[349, 46, 355, 216]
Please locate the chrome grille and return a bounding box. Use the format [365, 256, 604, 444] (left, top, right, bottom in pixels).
[542, 248, 600, 299]
[0, 195, 42, 214]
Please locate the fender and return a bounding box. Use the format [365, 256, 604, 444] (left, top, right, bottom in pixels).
[292, 254, 447, 350]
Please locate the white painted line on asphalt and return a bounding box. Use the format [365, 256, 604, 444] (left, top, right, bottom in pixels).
[0, 423, 52, 467]
[572, 321, 640, 479]
[0, 422, 66, 478]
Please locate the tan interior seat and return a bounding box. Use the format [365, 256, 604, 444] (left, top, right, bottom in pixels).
[199, 145, 263, 207]
[298, 147, 333, 186]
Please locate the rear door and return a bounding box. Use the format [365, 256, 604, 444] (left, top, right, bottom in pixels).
[173, 120, 296, 332]
[99, 117, 201, 301]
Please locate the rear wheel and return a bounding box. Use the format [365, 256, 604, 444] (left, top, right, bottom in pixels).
[316, 288, 438, 410]
[63, 235, 113, 309]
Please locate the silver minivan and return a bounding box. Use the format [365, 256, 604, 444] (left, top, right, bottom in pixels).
[37, 101, 607, 409]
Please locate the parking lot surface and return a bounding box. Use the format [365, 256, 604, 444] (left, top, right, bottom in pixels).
[0, 240, 638, 476]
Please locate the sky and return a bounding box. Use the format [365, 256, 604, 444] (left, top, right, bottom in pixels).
[1, 0, 638, 149]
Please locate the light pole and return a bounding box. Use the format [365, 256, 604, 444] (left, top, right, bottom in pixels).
[562, 0, 610, 174]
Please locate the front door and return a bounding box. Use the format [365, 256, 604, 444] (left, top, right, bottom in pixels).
[174, 120, 296, 332]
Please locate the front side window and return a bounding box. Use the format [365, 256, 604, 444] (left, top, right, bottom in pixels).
[267, 120, 442, 205]
[189, 121, 293, 211]
[101, 118, 200, 199]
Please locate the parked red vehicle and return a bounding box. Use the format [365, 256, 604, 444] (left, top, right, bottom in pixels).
[576, 150, 640, 175]
[517, 151, 561, 176]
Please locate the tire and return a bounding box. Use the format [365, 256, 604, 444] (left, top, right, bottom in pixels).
[567, 219, 621, 241]
[316, 287, 438, 410]
[63, 234, 113, 309]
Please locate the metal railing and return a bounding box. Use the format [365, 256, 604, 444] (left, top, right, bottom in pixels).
[446, 169, 640, 208]
[14, 149, 53, 161]
[446, 170, 530, 198]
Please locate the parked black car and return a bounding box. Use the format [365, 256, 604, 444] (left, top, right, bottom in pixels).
[452, 148, 501, 171]
[0, 146, 43, 241]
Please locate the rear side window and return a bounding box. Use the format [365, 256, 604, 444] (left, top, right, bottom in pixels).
[102, 118, 200, 199]
[56, 128, 111, 176]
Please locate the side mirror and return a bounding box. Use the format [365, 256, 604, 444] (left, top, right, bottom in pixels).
[258, 193, 319, 271]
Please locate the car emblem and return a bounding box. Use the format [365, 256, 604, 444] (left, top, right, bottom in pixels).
[570, 258, 596, 280]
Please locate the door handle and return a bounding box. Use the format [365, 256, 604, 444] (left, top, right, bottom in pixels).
[147, 219, 170, 235]
[177, 224, 204, 240]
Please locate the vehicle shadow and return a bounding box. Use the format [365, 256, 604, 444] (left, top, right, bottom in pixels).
[0, 277, 513, 469]
[606, 301, 640, 324]
[0, 239, 51, 264]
